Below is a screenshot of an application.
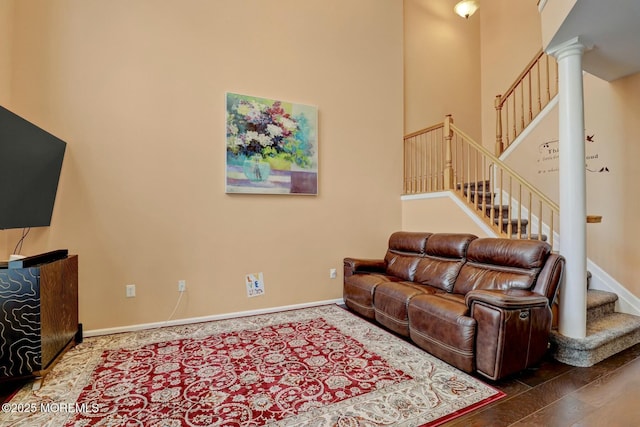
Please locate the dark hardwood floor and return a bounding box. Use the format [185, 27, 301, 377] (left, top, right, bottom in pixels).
[448, 342, 640, 426]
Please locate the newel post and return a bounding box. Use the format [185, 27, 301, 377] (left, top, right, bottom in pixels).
[495, 95, 504, 156]
[443, 114, 454, 190]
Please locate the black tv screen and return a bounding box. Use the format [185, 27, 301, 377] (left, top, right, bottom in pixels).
[0, 106, 67, 229]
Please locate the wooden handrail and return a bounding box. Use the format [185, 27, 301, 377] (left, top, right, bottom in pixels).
[404, 123, 444, 140]
[497, 50, 545, 108]
[495, 49, 558, 156]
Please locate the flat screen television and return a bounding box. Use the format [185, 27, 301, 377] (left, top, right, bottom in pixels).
[0, 106, 67, 230]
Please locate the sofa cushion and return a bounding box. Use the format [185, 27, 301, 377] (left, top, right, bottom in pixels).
[466, 238, 550, 269]
[408, 294, 476, 373]
[385, 254, 420, 281]
[344, 273, 401, 319]
[383, 232, 431, 281]
[414, 233, 477, 292]
[374, 281, 440, 336]
[388, 231, 432, 253]
[453, 238, 550, 295]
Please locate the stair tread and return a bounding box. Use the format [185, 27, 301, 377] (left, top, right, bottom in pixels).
[478, 203, 509, 213]
[509, 234, 547, 241]
[550, 312, 640, 350]
[466, 189, 492, 195]
[457, 180, 490, 189]
[587, 289, 618, 309]
[494, 217, 529, 225]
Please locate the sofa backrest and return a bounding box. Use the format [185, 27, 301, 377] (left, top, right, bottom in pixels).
[414, 233, 477, 292]
[453, 238, 551, 295]
[384, 231, 431, 281]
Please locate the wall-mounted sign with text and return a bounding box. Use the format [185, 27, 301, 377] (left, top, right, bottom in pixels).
[537, 133, 610, 175]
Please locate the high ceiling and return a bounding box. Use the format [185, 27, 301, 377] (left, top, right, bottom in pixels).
[545, 0, 640, 81]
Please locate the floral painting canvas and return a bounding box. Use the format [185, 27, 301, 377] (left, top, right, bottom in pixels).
[226, 93, 318, 195]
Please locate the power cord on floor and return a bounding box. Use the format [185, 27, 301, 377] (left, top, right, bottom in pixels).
[165, 288, 185, 324]
[13, 228, 31, 254]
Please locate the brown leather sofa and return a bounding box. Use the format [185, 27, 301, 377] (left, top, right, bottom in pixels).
[343, 231, 565, 380]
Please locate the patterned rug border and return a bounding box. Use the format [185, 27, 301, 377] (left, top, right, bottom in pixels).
[5, 304, 504, 426]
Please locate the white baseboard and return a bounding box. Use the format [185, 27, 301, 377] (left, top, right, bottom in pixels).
[85, 298, 345, 338]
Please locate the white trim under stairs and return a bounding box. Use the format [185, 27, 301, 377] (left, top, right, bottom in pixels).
[500, 95, 558, 161]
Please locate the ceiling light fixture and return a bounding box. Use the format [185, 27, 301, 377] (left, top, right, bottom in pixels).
[454, 0, 479, 19]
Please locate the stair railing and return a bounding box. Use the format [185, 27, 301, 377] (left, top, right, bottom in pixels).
[403, 122, 447, 194]
[495, 49, 558, 156]
[404, 115, 560, 248]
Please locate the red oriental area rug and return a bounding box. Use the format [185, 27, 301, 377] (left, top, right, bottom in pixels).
[5, 305, 504, 426]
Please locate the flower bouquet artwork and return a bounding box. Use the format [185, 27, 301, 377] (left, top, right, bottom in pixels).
[226, 93, 318, 195]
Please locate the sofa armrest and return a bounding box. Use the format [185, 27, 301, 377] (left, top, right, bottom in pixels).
[343, 258, 386, 277]
[532, 253, 565, 305]
[465, 288, 549, 310]
[468, 288, 552, 380]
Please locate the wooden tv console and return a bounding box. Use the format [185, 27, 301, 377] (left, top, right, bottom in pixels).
[0, 251, 80, 386]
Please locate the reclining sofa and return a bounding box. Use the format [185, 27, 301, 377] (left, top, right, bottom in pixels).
[343, 232, 565, 380]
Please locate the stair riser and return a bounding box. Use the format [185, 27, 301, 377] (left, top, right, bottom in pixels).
[459, 189, 548, 240]
[458, 181, 491, 191]
[587, 301, 617, 323]
[481, 205, 510, 219]
[464, 192, 494, 204]
[462, 193, 530, 234]
[497, 221, 528, 234]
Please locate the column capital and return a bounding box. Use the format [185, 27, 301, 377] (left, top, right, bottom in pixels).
[546, 36, 593, 61]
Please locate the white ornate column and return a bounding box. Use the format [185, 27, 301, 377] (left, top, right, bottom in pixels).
[548, 37, 590, 339]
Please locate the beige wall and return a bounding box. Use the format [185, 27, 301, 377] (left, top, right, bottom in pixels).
[402, 195, 490, 237]
[480, 0, 542, 150]
[0, 230, 5, 258]
[0, 0, 13, 106]
[0, 1, 14, 257]
[604, 73, 640, 297]
[404, 0, 481, 139]
[6, 0, 404, 330]
[404, 0, 543, 148]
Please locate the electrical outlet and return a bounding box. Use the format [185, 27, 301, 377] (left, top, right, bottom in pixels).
[178, 280, 186, 292]
[126, 284, 136, 298]
[329, 268, 337, 279]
